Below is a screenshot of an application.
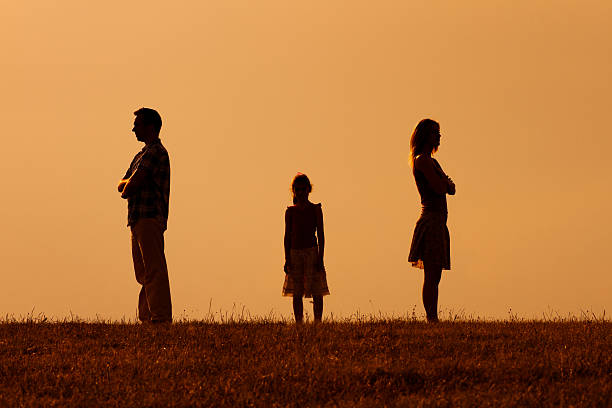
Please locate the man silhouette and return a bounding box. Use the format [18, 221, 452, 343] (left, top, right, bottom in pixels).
[118, 108, 172, 323]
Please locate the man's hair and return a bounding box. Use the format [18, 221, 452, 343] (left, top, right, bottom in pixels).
[134, 107, 162, 134]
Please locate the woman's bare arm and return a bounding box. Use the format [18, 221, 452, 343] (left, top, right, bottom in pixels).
[446, 177, 456, 195]
[415, 155, 450, 195]
[433, 159, 456, 195]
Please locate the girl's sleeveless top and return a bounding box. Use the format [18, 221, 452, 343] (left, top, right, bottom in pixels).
[289, 203, 321, 249]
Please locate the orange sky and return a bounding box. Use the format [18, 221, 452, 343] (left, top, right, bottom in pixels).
[1, 1, 611, 320]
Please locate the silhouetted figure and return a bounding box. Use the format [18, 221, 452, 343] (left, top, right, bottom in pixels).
[282, 174, 330, 322]
[118, 108, 172, 323]
[408, 119, 455, 322]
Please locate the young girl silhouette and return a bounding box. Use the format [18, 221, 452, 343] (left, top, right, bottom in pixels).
[408, 119, 455, 323]
[282, 173, 330, 322]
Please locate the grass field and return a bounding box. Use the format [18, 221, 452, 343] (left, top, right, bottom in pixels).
[0, 316, 610, 407]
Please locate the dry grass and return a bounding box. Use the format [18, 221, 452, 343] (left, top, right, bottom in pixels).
[0, 315, 610, 407]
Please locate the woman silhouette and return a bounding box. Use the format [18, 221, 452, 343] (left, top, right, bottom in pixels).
[408, 119, 455, 322]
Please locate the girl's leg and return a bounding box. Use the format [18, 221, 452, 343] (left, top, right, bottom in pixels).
[292, 296, 303, 323]
[313, 295, 323, 322]
[423, 266, 442, 322]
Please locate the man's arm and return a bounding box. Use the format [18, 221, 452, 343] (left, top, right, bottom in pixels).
[120, 150, 158, 198]
[118, 179, 128, 193]
[120, 169, 147, 199]
[118, 165, 133, 194]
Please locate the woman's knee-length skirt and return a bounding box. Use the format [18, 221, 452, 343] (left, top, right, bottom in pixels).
[408, 211, 451, 270]
[283, 247, 330, 297]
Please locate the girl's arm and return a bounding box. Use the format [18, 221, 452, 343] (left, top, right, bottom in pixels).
[316, 205, 325, 270]
[284, 208, 292, 273]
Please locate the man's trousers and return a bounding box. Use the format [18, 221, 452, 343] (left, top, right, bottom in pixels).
[131, 218, 172, 322]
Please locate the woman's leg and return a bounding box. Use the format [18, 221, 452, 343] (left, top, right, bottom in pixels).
[313, 295, 323, 322]
[292, 296, 303, 323]
[423, 266, 442, 322]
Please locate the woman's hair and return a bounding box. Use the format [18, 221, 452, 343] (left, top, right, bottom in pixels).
[291, 173, 312, 204]
[410, 118, 440, 167]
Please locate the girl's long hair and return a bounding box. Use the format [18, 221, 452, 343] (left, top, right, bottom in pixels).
[291, 173, 312, 204]
[410, 119, 440, 167]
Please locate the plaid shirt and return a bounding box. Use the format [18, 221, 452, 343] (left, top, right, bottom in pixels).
[123, 139, 170, 230]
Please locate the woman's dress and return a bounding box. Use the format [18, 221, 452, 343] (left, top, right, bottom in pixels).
[408, 159, 451, 270]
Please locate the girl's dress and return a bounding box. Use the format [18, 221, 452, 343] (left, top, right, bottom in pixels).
[408, 158, 451, 270]
[282, 203, 330, 297]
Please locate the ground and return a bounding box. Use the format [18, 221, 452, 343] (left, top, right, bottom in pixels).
[0, 318, 610, 407]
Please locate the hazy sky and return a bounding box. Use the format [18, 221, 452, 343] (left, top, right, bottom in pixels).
[2, 1, 611, 320]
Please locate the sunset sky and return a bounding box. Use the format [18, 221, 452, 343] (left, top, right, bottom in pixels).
[2, 1, 611, 320]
